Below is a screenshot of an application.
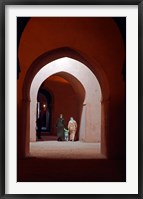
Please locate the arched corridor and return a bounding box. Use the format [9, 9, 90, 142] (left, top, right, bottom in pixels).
[30, 57, 102, 143]
[17, 17, 126, 182]
[36, 75, 83, 139]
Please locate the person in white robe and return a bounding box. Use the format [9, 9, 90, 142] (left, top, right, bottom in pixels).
[68, 117, 77, 141]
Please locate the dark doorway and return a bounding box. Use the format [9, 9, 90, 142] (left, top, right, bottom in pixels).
[37, 88, 52, 133]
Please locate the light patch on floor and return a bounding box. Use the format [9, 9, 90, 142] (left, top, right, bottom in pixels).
[30, 141, 106, 159]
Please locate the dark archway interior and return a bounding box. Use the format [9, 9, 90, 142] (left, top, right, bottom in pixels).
[37, 88, 52, 133]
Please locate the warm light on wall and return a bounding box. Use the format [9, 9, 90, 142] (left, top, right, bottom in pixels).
[43, 104, 46, 111]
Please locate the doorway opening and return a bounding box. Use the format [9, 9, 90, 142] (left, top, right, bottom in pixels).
[30, 57, 102, 153]
[35, 73, 86, 142]
[37, 88, 52, 134]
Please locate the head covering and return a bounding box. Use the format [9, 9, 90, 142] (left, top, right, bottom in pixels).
[70, 117, 75, 123]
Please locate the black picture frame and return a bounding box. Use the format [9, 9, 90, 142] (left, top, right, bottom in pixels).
[0, 0, 142, 198]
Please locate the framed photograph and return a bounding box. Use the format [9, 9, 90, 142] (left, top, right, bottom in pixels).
[0, 0, 142, 198]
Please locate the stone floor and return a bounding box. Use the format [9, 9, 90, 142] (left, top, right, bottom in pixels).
[30, 139, 106, 159]
[18, 135, 126, 182]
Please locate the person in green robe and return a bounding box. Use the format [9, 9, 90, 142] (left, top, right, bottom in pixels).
[56, 114, 65, 141]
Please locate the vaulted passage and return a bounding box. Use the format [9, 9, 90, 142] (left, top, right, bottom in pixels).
[36, 75, 84, 139]
[30, 57, 101, 144]
[17, 17, 126, 182]
[29, 57, 102, 157]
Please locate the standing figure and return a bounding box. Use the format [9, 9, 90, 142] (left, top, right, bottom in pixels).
[56, 114, 65, 141]
[36, 118, 42, 139]
[68, 117, 77, 141]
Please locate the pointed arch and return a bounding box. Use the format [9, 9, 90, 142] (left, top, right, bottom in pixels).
[21, 48, 110, 157]
[30, 57, 101, 143]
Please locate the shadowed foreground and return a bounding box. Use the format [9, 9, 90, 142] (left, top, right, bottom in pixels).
[17, 140, 126, 182]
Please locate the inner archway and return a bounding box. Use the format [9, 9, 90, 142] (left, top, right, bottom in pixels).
[30, 57, 102, 144]
[37, 88, 52, 133]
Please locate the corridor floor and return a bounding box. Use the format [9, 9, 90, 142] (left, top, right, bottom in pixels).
[18, 136, 125, 182]
[30, 137, 106, 159]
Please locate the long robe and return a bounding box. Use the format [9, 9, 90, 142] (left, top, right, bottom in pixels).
[56, 118, 65, 139]
[68, 120, 77, 141]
